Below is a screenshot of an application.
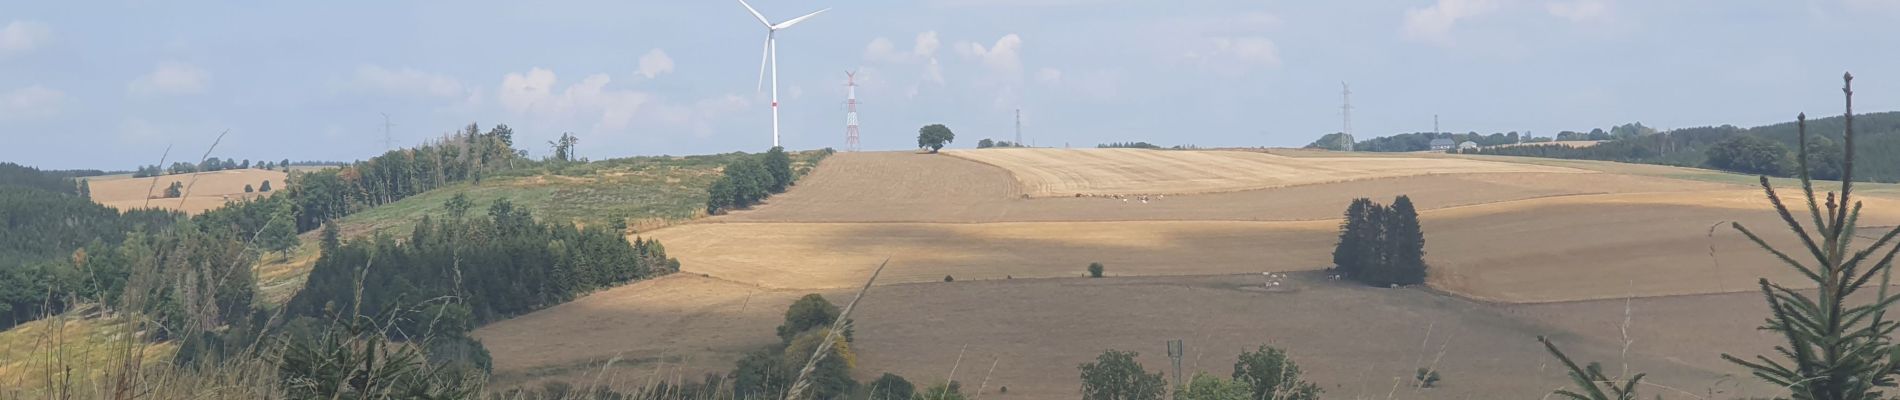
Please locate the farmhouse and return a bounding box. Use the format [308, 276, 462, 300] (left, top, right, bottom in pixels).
[1458, 141, 1479, 151]
[1429, 138, 1455, 151]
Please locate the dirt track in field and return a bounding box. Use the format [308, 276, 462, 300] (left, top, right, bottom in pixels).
[87, 169, 285, 215]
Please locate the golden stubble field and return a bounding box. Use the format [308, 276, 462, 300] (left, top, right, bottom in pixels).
[944, 148, 1590, 197]
[478, 148, 1900, 396]
[87, 169, 286, 215]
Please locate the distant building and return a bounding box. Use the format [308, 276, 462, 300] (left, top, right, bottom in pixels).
[1458, 141, 1479, 150]
[1429, 138, 1455, 151]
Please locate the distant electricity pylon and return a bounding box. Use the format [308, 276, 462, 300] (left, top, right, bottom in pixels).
[1015, 108, 1022, 147]
[381, 112, 396, 150]
[844, 70, 860, 152]
[1341, 82, 1354, 151]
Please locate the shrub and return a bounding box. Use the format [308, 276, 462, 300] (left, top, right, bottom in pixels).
[1088, 262, 1105, 278]
[1233, 346, 1321, 400]
[1415, 368, 1441, 388]
[868, 373, 916, 400]
[1079, 350, 1166, 400]
[943, 275, 954, 282]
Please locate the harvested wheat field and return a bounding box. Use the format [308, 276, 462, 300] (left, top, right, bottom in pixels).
[644, 221, 1336, 289]
[86, 169, 286, 215]
[1422, 191, 1900, 302]
[479, 273, 1779, 398]
[944, 148, 1589, 197]
[481, 147, 1900, 397]
[724, 152, 1735, 223]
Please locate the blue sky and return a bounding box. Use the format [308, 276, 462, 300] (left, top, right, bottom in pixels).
[4, 0, 1900, 170]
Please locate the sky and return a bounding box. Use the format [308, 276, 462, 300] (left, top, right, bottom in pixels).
[4, 0, 1900, 170]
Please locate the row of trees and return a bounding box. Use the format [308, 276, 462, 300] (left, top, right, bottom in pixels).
[134, 157, 297, 177]
[1331, 196, 1427, 287]
[1076, 346, 1321, 400]
[705, 147, 809, 215]
[1454, 113, 1900, 182]
[974, 138, 1026, 148]
[286, 123, 521, 231]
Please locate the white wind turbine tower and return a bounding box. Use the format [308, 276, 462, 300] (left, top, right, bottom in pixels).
[740, 0, 828, 148]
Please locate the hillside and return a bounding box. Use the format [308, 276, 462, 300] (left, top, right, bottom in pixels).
[474, 148, 1900, 397]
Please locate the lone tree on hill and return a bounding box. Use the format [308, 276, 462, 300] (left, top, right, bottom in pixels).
[259, 180, 272, 192]
[917, 124, 956, 153]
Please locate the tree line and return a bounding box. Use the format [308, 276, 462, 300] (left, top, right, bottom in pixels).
[1445, 113, 1900, 182]
[1331, 195, 1427, 287]
[286, 123, 521, 231]
[133, 157, 301, 177]
[706, 147, 831, 215]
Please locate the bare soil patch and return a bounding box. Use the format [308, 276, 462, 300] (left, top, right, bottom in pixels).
[944, 148, 1589, 197]
[87, 169, 286, 215]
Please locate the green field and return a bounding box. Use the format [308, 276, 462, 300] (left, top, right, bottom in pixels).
[335, 151, 829, 238]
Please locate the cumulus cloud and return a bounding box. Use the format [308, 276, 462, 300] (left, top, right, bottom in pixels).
[914, 31, 941, 58]
[863, 37, 902, 62]
[0, 85, 67, 120]
[956, 34, 1024, 76]
[1401, 0, 1501, 46]
[351, 65, 467, 98]
[128, 61, 209, 96]
[0, 20, 50, 54]
[864, 31, 949, 86]
[638, 49, 675, 79]
[1546, 0, 1609, 22]
[498, 68, 651, 131]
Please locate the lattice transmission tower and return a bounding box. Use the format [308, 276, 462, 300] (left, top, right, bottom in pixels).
[844, 70, 861, 152]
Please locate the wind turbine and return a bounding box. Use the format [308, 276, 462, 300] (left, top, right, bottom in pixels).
[739, 0, 828, 148]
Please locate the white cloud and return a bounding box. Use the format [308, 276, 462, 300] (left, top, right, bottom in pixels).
[923, 58, 945, 85]
[1546, 0, 1609, 22]
[497, 68, 651, 132]
[1401, 0, 1501, 46]
[1210, 36, 1280, 66]
[956, 34, 1025, 76]
[914, 31, 941, 58]
[864, 37, 903, 62]
[351, 65, 466, 98]
[0, 20, 51, 54]
[0, 85, 67, 120]
[1036, 68, 1063, 85]
[128, 61, 209, 96]
[638, 49, 675, 79]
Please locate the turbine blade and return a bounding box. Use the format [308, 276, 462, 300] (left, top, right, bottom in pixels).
[757, 36, 770, 92]
[771, 8, 828, 30]
[737, 0, 770, 27]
